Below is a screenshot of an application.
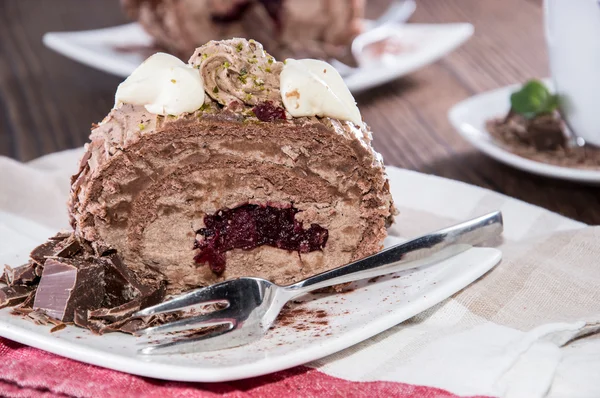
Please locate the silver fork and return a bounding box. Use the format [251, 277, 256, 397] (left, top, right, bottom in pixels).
[134, 211, 503, 355]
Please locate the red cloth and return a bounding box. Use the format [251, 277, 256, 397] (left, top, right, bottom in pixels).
[0, 337, 489, 398]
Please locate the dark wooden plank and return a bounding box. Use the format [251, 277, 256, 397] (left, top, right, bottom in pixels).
[0, 0, 599, 224]
[0, 0, 126, 160]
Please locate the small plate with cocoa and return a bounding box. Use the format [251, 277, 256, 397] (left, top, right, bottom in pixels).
[448, 79, 600, 184]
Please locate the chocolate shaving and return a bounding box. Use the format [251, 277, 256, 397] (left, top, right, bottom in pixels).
[26, 309, 52, 325]
[18, 290, 36, 309]
[50, 323, 67, 333]
[73, 308, 104, 334]
[102, 317, 149, 335]
[30, 232, 81, 267]
[11, 307, 34, 315]
[100, 311, 182, 335]
[49, 232, 73, 241]
[88, 300, 143, 324]
[0, 285, 36, 309]
[2, 263, 38, 286]
[54, 237, 82, 259]
[30, 236, 68, 266]
[89, 280, 166, 324]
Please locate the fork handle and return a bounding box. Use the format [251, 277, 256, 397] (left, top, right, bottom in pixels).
[285, 211, 503, 297]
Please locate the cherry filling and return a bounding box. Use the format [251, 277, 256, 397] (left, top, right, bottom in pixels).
[193, 204, 328, 275]
[252, 101, 287, 122]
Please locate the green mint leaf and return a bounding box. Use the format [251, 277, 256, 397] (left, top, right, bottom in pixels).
[510, 79, 559, 119]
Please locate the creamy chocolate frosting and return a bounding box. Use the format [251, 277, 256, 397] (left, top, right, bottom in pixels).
[69, 106, 393, 292]
[191, 39, 283, 107]
[68, 39, 395, 294]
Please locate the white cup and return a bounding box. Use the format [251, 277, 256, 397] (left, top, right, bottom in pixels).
[545, 0, 600, 147]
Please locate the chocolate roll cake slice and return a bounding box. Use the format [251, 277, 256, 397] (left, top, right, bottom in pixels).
[68, 38, 395, 295]
[120, 0, 364, 61]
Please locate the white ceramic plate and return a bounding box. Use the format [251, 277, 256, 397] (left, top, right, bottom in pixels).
[0, 168, 501, 383]
[42, 22, 473, 93]
[448, 80, 600, 184]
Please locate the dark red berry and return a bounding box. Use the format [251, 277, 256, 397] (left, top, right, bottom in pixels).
[252, 102, 287, 122]
[193, 204, 328, 274]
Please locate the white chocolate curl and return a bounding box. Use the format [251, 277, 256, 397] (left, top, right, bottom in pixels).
[280, 59, 362, 125]
[115, 53, 205, 116]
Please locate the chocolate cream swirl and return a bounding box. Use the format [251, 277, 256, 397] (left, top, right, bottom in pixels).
[189, 38, 283, 107]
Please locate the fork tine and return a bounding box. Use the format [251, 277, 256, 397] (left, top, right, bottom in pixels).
[134, 281, 233, 317]
[138, 325, 260, 355]
[134, 307, 234, 336]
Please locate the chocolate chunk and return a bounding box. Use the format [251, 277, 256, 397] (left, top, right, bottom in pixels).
[74, 308, 104, 334]
[101, 254, 145, 307]
[73, 308, 86, 327]
[526, 114, 566, 150]
[49, 232, 73, 241]
[92, 241, 116, 257]
[54, 238, 82, 259]
[491, 112, 566, 151]
[2, 262, 38, 286]
[30, 233, 81, 266]
[0, 285, 37, 309]
[487, 110, 600, 169]
[30, 238, 66, 266]
[90, 280, 165, 323]
[34, 263, 44, 277]
[141, 280, 167, 307]
[11, 236, 171, 335]
[33, 257, 105, 322]
[18, 290, 36, 309]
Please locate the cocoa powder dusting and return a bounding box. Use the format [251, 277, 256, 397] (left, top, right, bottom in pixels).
[486, 114, 600, 169]
[273, 304, 330, 333]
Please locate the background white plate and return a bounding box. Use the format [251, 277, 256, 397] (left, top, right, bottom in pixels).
[0, 164, 501, 383]
[448, 80, 600, 184]
[42, 22, 473, 93]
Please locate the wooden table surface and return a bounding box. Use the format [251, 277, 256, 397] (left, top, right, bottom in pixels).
[1, 0, 599, 224]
